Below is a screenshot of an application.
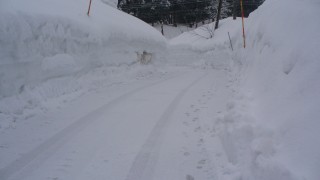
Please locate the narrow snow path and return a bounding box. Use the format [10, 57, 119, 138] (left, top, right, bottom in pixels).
[1, 68, 233, 180]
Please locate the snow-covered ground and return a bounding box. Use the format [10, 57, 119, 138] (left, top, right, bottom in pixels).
[1, 0, 320, 180]
[153, 24, 197, 39]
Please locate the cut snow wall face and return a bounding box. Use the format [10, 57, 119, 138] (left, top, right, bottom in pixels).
[0, 13, 166, 98]
[0, 14, 91, 98]
[0, 0, 167, 99]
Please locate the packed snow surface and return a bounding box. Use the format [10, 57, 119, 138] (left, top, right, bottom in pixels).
[1, 0, 320, 180]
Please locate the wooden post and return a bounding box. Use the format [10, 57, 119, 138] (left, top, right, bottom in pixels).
[228, 32, 233, 51]
[87, 0, 92, 16]
[214, 0, 222, 30]
[240, 0, 246, 48]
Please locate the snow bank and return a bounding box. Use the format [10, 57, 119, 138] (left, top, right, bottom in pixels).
[234, 0, 320, 179]
[0, 0, 166, 98]
[171, 0, 320, 179]
[0, 0, 167, 129]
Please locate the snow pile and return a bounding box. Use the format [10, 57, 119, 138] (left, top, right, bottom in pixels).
[171, 0, 320, 179]
[0, 0, 167, 129]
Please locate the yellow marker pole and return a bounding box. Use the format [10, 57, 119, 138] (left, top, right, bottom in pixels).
[240, 0, 246, 48]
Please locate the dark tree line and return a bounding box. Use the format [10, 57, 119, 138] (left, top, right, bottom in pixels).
[118, 0, 264, 26]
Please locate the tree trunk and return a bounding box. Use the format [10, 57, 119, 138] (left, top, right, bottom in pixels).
[161, 21, 164, 35]
[117, 0, 121, 9]
[174, 11, 177, 27]
[233, 0, 237, 20]
[215, 0, 222, 30]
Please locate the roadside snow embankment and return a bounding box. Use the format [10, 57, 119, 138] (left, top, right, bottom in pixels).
[233, 0, 320, 179]
[0, 0, 167, 129]
[170, 0, 320, 179]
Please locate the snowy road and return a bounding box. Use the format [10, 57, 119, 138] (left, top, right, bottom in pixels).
[1, 68, 233, 180]
[1, 0, 319, 179]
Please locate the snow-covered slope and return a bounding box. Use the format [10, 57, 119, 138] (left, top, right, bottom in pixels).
[153, 24, 197, 39]
[170, 0, 320, 179]
[170, 17, 242, 51]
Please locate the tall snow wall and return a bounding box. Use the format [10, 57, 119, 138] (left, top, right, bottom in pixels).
[0, 0, 166, 98]
[231, 0, 320, 179]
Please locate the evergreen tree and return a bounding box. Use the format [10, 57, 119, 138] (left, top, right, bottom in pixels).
[118, 0, 264, 25]
[220, 0, 231, 18]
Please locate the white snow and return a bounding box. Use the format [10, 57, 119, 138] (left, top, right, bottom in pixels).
[153, 23, 197, 39]
[237, 1, 320, 179]
[0, 0, 168, 128]
[170, 0, 320, 179]
[1, 0, 320, 180]
[0, 0, 166, 97]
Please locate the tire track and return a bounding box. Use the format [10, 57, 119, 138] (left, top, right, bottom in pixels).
[125, 72, 207, 180]
[0, 74, 183, 180]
